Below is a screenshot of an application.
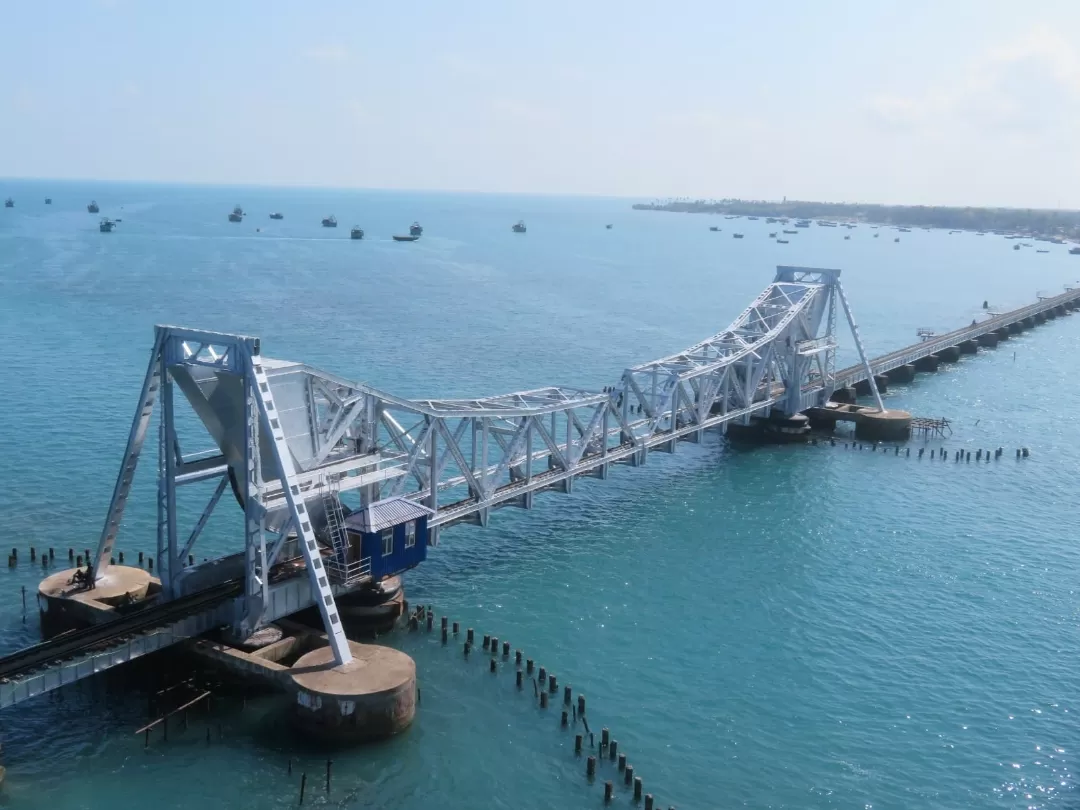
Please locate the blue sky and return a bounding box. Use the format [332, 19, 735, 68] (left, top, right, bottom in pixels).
[2, 0, 1079, 207]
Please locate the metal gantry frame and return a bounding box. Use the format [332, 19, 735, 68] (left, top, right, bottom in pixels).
[91, 266, 883, 664]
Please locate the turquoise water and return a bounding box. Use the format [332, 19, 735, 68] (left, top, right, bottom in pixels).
[2, 180, 1080, 809]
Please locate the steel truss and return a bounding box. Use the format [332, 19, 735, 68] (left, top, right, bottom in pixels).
[92, 266, 882, 655]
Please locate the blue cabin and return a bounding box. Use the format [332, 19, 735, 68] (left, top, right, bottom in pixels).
[344, 497, 435, 581]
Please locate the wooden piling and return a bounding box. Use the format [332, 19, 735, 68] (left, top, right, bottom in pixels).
[299, 773, 307, 805]
[618, 753, 626, 771]
[625, 765, 634, 785]
[326, 759, 332, 794]
[540, 691, 548, 708]
[644, 794, 654, 810]
[604, 781, 614, 803]
[587, 756, 596, 777]
[561, 710, 568, 727]
[633, 777, 642, 800]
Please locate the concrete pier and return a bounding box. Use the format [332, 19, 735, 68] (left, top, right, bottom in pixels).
[959, 339, 978, 354]
[854, 409, 913, 441]
[886, 364, 916, 383]
[1008, 322, 1023, 334]
[854, 375, 889, 396]
[38, 565, 157, 638]
[913, 355, 939, 372]
[994, 328, 1010, 341]
[335, 576, 405, 636]
[977, 332, 999, 348]
[936, 345, 961, 363]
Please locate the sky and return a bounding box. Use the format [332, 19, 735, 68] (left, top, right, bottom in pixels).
[2, 0, 1079, 208]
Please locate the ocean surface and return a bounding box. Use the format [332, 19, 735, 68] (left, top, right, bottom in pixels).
[1, 180, 1080, 809]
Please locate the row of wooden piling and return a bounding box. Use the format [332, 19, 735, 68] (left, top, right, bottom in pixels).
[405, 603, 674, 809]
[812, 441, 1032, 461]
[4, 547, 209, 571]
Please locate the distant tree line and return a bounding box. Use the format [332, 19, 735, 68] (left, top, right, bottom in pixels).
[632, 199, 1080, 241]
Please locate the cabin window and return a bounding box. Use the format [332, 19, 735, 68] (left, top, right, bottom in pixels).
[405, 522, 416, 549]
[382, 530, 394, 557]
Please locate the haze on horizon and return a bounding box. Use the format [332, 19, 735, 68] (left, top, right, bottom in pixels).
[2, 0, 1079, 209]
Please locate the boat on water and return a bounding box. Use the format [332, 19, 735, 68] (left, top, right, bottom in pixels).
[269, 212, 284, 220]
[899, 227, 912, 232]
[229, 206, 244, 222]
[768, 232, 777, 237]
[605, 224, 613, 229]
[512, 220, 527, 233]
[782, 229, 797, 234]
[87, 200, 99, 213]
[45, 198, 52, 205]
[1013, 244, 1021, 251]
[1069, 247, 1080, 255]
[818, 221, 837, 227]
[1037, 249, 1049, 253]
[844, 235, 850, 240]
[709, 226, 721, 232]
[747, 216, 760, 221]
[894, 237, 900, 242]
[409, 222, 423, 236]
[4, 198, 13, 208]
[322, 215, 337, 228]
[777, 239, 789, 244]
[733, 233, 744, 239]
[393, 234, 419, 242]
[350, 227, 364, 240]
[99, 218, 116, 233]
[874, 233, 880, 238]
[765, 217, 777, 223]
[795, 220, 810, 228]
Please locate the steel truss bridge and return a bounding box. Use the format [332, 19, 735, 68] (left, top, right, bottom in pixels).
[89, 266, 885, 667]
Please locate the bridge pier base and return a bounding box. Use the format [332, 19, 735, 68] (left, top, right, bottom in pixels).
[1008, 322, 1023, 334]
[886, 364, 916, 384]
[335, 576, 406, 637]
[854, 409, 912, 442]
[38, 565, 157, 639]
[959, 340, 978, 354]
[1035, 312, 1046, 324]
[854, 375, 889, 397]
[1023, 316, 1036, 328]
[831, 386, 856, 404]
[994, 328, 1010, 341]
[937, 345, 961, 363]
[914, 355, 939, 372]
[978, 332, 999, 348]
[1046, 308, 1058, 319]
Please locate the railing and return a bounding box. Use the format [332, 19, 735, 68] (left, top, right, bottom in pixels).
[325, 557, 371, 586]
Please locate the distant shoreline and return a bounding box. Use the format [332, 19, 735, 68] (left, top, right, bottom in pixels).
[632, 199, 1080, 243]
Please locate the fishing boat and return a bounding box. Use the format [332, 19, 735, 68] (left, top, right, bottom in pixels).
[894, 237, 900, 242]
[1069, 247, 1080, 255]
[350, 227, 364, 240]
[99, 218, 116, 233]
[873, 233, 879, 238]
[768, 232, 776, 238]
[393, 234, 419, 242]
[512, 221, 527, 233]
[899, 227, 911, 232]
[747, 216, 760, 221]
[709, 226, 720, 232]
[269, 212, 284, 220]
[782, 229, 797, 234]
[322, 215, 337, 228]
[765, 217, 777, 223]
[1013, 244, 1020, 251]
[733, 233, 744, 239]
[44, 198, 52, 205]
[795, 220, 810, 228]
[1037, 249, 1049, 253]
[409, 222, 423, 236]
[4, 198, 13, 208]
[844, 235, 850, 240]
[229, 206, 244, 222]
[87, 200, 99, 213]
[605, 224, 613, 229]
[777, 239, 789, 244]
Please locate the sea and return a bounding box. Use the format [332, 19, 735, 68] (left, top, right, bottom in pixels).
[1, 180, 1080, 810]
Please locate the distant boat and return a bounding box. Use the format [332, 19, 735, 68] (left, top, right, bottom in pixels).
[322, 215, 337, 228]
[1037, 249, 1049, 253]
[709, 226, 720, 232]
[269, 212, 284, 220]
[795, 220, 810, 228]
[512, 220, 527, 233]
[873, 233, 879, 238]
[99, 218, 116, 233]
[1013, 244, 1021, 251]
[894, 237, 900, 242]
[844, 235, 850, 240]
[747, 216, 760, 221]
[350, 227, 364, 240]
[777, 239, 789, 244]
[87, 200, 99, 213]
[605, 224, 613, 229]
[782, 229, 797, 234]
[229, 206, 244, 222]
[44, 198, 52, 205]
[4, 198, 13, 208]
[899, 227, 911, 232]
[409, 222, 423, 236]
[768, 232, 777, 237]
[1069, 247, 1080, 255]
[765, 217, 777, 223]
[393, 234, 419, 242]
[733, 233, 744, 239]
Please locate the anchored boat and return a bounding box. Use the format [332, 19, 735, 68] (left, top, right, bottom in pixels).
[733, 233, 744, 239]
[322, 215, 338, 228]
[87, 200, 99, 213]
[269, 212, 284, 220]
[4, 198, 13, 208]
[99, 218, 116, 233]
[350, 227, 365, 240]
[228, 206, 244, 222]
[409, 222, 423, 236]
[512, 221, 526, 233]
[392, 234, 419, 242]
[45, 198, 52, 205]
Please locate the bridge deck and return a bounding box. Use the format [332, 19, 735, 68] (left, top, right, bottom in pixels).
[835, 286, 1080, 388]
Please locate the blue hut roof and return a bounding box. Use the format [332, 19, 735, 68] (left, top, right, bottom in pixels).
[344, 497, 435, 534]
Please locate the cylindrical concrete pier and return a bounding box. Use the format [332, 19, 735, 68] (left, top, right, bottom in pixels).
[936, 345, 961, 363]
[854, 409, 912, 441]
[977, 332, 998, 348]
[994, 328, 1010, 341]
[914, 355, 939, 372]
[959, 339, 978, 354]
[335, 576, 405, 636]
[38, 565, 154, 638]
[290, 642, 416, 743]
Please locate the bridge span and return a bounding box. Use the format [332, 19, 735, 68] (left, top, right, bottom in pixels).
[1, 267, 1077, 707]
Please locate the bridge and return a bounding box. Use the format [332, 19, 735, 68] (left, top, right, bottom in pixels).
[2, 266, 1077, 707]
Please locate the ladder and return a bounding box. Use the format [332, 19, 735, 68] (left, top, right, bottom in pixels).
[321, 479, 372, 586]
[247, 354, 353, 666]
